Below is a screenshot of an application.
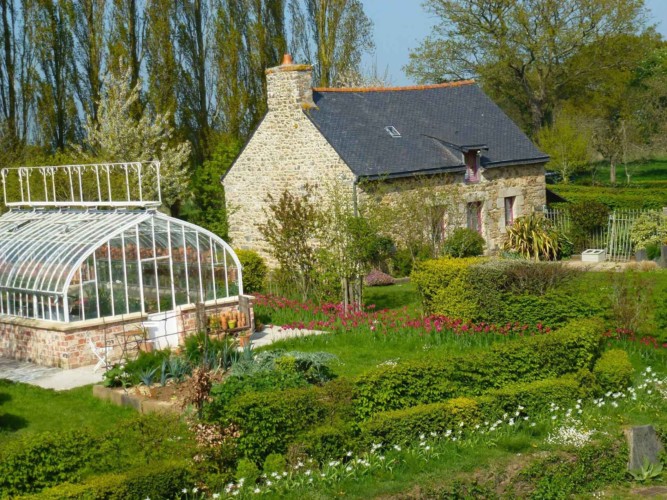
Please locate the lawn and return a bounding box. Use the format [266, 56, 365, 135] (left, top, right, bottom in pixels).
[0, 380, 136, 446]
[548, 156, 667, 209]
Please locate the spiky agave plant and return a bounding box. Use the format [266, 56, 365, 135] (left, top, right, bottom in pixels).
[503, 213, 563, 261]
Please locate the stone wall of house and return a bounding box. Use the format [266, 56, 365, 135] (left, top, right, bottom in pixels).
[359, 163, 547, 252]
[0, 296, 254, 369]
[223, 60, 354, 265]
[224, 58, 546, 261]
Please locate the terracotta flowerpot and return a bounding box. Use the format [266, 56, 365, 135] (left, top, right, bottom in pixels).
[238, 333, 251, 348]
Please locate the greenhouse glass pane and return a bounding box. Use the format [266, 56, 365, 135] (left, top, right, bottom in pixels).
[184, 229, 202, 303]
[123, 229, 143, 314]
[138, 220, 155, 259]
[108, 237, 127, 315]
[226, 249, 240, 296]
[199, 236, 214, 301]
[172, 224, 189, 306]
[142, 260, 158, 313]
[156, 260, 173, 310]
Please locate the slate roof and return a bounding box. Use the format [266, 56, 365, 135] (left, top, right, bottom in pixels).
[306, 81, 549, 180]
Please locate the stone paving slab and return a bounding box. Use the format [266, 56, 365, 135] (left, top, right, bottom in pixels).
[0, 356, 62, 383]
[0, 357, 102, 390]
[247, 325, 324, 349]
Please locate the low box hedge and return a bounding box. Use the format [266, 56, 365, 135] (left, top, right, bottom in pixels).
[23, 461, 192, 499]
[360, 374, 593, 444]
[593, 349, 634, 393]
[354, 318, 604, 419]
[225, 380, 356, 462]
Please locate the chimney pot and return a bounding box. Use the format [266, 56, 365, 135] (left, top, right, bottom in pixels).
[281, 54, 294, 66]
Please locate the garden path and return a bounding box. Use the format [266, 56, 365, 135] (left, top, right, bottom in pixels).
[248, 325, 324, 348]
[0, 357, 103, 390]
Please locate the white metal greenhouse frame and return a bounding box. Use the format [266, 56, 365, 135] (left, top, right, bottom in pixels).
[0, 162, 243, 323]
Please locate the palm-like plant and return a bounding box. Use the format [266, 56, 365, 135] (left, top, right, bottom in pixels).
[503, 213, 563, 261]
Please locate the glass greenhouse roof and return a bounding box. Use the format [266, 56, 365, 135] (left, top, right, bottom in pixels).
[0, 209, 152, 294]
[0, 161, 243, 323]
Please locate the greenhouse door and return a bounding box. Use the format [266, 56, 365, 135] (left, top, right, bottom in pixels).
[143, 311, 180, 349]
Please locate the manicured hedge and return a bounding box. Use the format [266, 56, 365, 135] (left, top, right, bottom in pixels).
[549, 185, 667, 210]
[359, 397, 481, 445]
[360, 375, 593, 444]
[225, 379, 355, 461]
[480, 373, 592, 418]
[24, 461, 192, 500]
[0, 430, 101, 496]
[411, 257, 486, 317]
[412, 257, 603, 328]
[354, 318, 604, 419]
[593, 349, 634, 393]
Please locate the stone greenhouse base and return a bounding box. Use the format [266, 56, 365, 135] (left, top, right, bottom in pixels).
[0, 295, 254, 369]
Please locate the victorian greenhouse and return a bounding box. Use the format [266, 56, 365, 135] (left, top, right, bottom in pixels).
[0, 162, 243, 324]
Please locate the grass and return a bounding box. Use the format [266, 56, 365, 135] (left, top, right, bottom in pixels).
[363, 282, 421, 314]
[0, 380, 136, 446]
[581, 156, 667, 186]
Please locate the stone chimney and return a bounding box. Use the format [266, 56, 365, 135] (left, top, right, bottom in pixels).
[265, 54, 315, 112]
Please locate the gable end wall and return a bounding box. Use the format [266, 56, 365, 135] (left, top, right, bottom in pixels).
[224, 96, 354, 264]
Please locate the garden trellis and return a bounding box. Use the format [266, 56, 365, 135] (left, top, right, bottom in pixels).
[0, 162, 243, 323]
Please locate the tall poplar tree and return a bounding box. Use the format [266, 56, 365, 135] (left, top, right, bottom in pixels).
[174, 0, 214, 165]
[29, 0, 79, 151]
[144, 0, 178, 120]
[288, 0, 374, 87]
[0, 0, 35, 147]
[69, 0, 106, 124]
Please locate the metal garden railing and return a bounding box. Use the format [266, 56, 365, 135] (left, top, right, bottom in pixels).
[541, 207, 648, 262]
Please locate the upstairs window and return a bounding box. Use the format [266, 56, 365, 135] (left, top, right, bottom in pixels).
[504, 196, 516, 226]
[464, 151, 480, 183]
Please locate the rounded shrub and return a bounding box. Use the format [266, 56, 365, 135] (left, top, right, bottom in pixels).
[235, 458, 260, 485]
[235, 249, 268, 293]
[442, 228, 485, 257]
[593, 349, 633, 393]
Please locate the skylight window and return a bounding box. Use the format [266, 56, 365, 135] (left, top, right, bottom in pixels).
[385, 126, 401, 138]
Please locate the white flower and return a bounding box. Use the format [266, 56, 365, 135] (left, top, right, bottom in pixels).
[253, 488, 261, 494]
[266, 480, 273, 486]
[346, 451, 353, 457]
[213, 495, 220, 499]
[192, 487, 198, 493]
[346, 466, 353, 472]
[182, 489, 188, 494]
[394, 444, 402, 451]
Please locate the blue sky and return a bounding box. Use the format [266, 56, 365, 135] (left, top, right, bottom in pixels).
[362, 0, 667, 86]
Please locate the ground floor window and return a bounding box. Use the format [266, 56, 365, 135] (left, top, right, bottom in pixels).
[466, 201, 483, 234]
[504, 196, 516, 226]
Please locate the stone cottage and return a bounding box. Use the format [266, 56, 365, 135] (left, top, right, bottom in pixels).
[223, 55, 548, 261]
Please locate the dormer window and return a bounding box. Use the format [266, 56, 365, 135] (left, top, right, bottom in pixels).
[385, 126, 401, 138]
[464, 150, 480, 183]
